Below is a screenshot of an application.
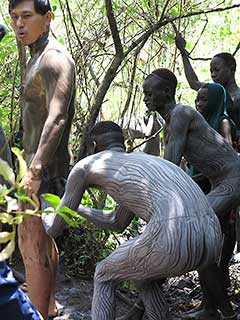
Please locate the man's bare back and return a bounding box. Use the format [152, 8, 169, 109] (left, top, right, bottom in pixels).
[166, 104, 240, 181]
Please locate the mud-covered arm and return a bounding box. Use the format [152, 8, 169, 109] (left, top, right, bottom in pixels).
[164, 107, 191, 165]
[175, 34, 205, 91]
[220, 119, 232, 145]
[77, 205, 134, 232]
[141, 113, 162, 156]
[43, 160, 88, 238]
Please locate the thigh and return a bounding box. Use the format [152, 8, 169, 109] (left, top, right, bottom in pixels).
[207, 178, 240, 218]
[94, 218, 217, 283]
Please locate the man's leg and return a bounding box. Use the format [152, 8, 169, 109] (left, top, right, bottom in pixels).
[116, 297, 145, 320]
[18, 216, 53, 320]
[48, 239, 59, 318]
[184, 263, 235, 319]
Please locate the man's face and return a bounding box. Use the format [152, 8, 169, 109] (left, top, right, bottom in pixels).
[195, 87, 208, 116]
[10, 1, 51, 45]
[143, 76, 167, 112]
[210, 57, 233, 86]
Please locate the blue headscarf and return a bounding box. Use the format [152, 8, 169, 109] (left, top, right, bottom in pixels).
[190, 83, 236, 178]
[204, 83, 235, 134]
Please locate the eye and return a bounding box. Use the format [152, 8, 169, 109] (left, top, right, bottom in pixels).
[11, 15, 18, 21]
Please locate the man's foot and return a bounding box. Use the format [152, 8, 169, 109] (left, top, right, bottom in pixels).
[181, 308, 221, 320]
[116, 302, 145, 320]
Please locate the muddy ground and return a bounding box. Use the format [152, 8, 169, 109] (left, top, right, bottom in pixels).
[43, 259, 240, 319]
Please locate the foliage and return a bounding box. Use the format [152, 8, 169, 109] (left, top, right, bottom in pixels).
[0, 148, 82, 262]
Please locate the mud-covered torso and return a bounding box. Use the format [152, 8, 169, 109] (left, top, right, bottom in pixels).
[80, 151, 216, 223]
[22, 36, 75, 178]
[166, 105, 240, 182]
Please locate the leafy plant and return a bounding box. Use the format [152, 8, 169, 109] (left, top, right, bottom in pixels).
[0, 148, 82, 262]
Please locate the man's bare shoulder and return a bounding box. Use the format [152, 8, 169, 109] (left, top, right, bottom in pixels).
[171, 104, 196, 119]
[39, 38, 75, 72]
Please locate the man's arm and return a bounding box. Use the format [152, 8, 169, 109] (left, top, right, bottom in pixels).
[175, 34, 205, 91]
[77, 205, 134, 232]
[22, 50, 75, 194]
[164, 106, 191, 165]
[141, 113, 162, 156]
[43, 160, 134, 237]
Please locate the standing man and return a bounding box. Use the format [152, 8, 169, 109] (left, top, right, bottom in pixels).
[142, 68, 240, 320]
[9, 1, 75, 319]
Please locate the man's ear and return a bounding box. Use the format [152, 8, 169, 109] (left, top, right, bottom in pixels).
[164, 86, 171, 99]
[230, 64, 235, 75]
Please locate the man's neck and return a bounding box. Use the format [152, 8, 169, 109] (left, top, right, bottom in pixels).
[29, 31, 49, 57]
[225, 79, 240, 99]
[157, 99, 176, 123]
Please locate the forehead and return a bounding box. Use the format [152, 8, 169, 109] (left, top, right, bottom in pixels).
[11, 1, 36, 14]
[197, 87, 208, 97]
[143, 76, 164, 90]
[210, 57, 227, 69]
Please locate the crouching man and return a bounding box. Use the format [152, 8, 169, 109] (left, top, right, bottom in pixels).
[43, 121, 222, 320]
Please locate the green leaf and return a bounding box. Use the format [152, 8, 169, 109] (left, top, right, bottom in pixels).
[0, 231, 14, 243]
[6, 196, 18, 213]
[15, 193, 34, 204]
[0, 184, 10, 198]
[0, 213, 14, 225]
[11, 147, 28, 183]
[0, 238, 15, 261]
[0, 159, 15, 185]
[57, 211, 80, 228]
[13, 215, 24, 225]
[58, 206, 80, 219]
[42, 193, 60, 210]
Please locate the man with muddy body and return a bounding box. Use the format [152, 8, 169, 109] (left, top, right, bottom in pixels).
[43, 120, 223, 320]
[9, 0, 75, 319]
[142, 68, 240, 320]
[175, 33, 240, 141]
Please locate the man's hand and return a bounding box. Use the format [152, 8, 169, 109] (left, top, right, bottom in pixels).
[175, 33, 187, 52]
[20, 169, 41, 196]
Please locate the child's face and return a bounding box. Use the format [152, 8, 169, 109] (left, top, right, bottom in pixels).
[195, 87, 208, 115]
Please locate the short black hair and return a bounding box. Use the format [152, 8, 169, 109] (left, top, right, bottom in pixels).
[149, 68, 178, 95]
[213, 52, 236, 73]
[89, 121, 124, 144]
[9, 0, 52, 15]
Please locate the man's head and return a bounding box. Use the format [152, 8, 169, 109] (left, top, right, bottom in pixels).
[87, 121, 125, 155]
[0, 24, 6, 42]
[143, 68, 177, 113]
[9, 0, 52, 46]
[210, 53, 236, 86]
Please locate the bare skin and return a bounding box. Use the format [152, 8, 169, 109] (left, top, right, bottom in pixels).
[10, 2, 75, 319]
[143, 71, 240, 319]
[175, 33, 240, 140]
[44, 124, 222, 320]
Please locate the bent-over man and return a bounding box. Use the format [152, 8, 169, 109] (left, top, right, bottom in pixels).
[43, 121, 222, 320]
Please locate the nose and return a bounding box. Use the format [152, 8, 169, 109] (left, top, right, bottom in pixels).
[16, 16, 24, 28]
[195, 99, 201, 110]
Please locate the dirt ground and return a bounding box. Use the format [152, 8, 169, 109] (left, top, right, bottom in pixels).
[47, 259, 240, 319]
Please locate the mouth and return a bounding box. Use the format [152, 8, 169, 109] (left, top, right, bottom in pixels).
[17, 32, 26, 39]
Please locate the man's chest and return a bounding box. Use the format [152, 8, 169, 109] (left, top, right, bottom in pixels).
[23, 56, 46, 106]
